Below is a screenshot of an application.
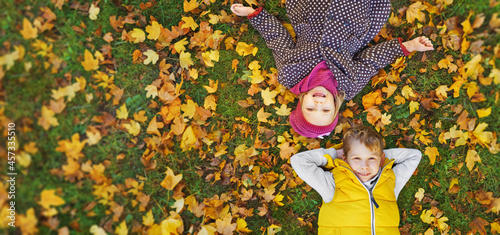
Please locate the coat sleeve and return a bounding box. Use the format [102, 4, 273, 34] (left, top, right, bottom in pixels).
[335, 39, 405, 100]
[290, 148, 338, 203]
[248, 9, 295, 60]
[383, 148, 422, 199]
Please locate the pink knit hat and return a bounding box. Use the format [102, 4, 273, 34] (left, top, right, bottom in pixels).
[289, 100, 339, 138]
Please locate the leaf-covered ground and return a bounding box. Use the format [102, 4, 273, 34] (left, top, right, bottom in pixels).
[1, 0, 499, 234]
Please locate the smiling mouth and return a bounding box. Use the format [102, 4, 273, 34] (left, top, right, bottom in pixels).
[357, 172, 370, 177]
[313, 93, 326, 98]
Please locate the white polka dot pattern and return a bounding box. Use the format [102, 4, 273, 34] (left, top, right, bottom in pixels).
[249, 0, 405, 100]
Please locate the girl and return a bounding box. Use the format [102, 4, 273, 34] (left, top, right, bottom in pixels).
[231, 0, 434, 138]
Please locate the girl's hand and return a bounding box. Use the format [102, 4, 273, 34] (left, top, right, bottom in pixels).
[230, 4, 255, 17]
[402, 36, 434, 52]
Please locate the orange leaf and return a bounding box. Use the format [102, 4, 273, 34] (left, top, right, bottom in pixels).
[183, 0, 199, 12]
[133, 111, 148, 123]
[147, 116, 164, 136]
[161, 167, 183, 190]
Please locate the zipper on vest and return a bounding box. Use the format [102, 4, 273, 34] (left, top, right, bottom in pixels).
[339, 159, 395, 235]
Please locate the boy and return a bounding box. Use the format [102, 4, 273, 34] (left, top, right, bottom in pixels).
[290, 125, 421, 234]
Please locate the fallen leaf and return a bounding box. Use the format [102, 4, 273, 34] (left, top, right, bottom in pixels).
[406, 1, 427, 24]
[116, 104, 129, 120]
[146, 21, 162, 40]
[143, 50, 159, 65]
[261, 88, 278, 106]
[129, 28, 146, 43]
[181, 16, 198, 30]
[476, 107, 491, 118]
[161, 167, 183, 191]
[424, 147, 439, 165]
[274, 104, 291, 116]
[20, 18, 38, 39]
[39, 189, 65, 209]
[415, 188, 425, 202]
[81, 49, 99, 71]
[89, 3, 100, 20]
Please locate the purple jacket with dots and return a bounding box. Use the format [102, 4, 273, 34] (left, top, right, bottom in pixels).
[248, 0, 405, 100]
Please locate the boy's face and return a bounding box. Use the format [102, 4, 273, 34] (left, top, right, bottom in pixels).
[344, 139, 385, 182]
[301, 86, 336, 126]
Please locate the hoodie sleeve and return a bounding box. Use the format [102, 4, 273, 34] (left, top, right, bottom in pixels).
[383, 148, 422, 198]
[290, 148, 338, 203]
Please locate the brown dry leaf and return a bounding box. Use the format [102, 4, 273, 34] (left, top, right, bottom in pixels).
[469, 217, 489, 235]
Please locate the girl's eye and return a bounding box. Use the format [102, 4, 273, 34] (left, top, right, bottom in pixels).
[306, 108, 313, 111]
[323, 109, 330, 113]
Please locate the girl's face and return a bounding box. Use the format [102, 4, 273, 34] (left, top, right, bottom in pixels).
[301, 86, 336, 126]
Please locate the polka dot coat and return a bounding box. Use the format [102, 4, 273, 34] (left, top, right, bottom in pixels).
[248, 0, 405, 100]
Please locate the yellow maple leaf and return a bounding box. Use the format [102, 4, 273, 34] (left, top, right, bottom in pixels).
[0, 50, 20, 70]
[406, 1, 427, 24]
[261, 88, 278, 106]
[20, 18, 38, 39]
[161, 167, 183, 190]
[38, 106, 59, 130]
[146, 21, 162, 40]
[181, 16, 198, 30]
[90, 225, 107, 235]
[123, 120, 141, 136]
[161, 218, 183, 234]
[267, 224, 282, 235]
[203, 79, 219, 93]
[171, 198, 185, 213]
[147, 116, 164, 136]
[401, 85, 417, 99]
[382, 81, 397, 98]
[420, 209, 434, 224]
[424, 147, 439, 165]
[181, 99, 197, 119]
[143, 49, 159, 65]
[476, 107, 491, 118]
[273, 193, 284, 206]
[394, 94, 406, 105]
[204, 95, 217, 111]
[465, 149, 481, 171]
[86, 127, 102, 145]
[491, 221, 500, 234]
[409, 101, 419, 114]
[473, 123, 493, 145]
[51, 82, 81, 101]
[17, 152, 32, 168]
[436, 216, 449, 232]
[115, 221, 128, 235]
[489, 68, 500, 85]
[180, 125, 196, 151]
[415, 188, 425, 202]
[202, 50, 220, 67]
[183, 0, 199, 12]
[435, 85, 449, 100]
[257, 107, 272, 122]
[438, 58, 451, 69]
[129, 28, 146, 43]
[381, 113, 392, 125]
[145, 85, 158, 99]
[134, 111, 148, 123]
[174, 38, 189, 54]
[250, 70, 265, 84]
[89, 3, 100, 20]
[274, 104, 291, 116]
[116, 104, 129, 120]
[235, 42, 258, 57]
[463, 54, 484, 79]
[39, 189, 65, 209]
[81, 49, 99, 71]
[179, 51, 193, 69]
[143, 210, 154, 227]
[17, 208, 38, 234]
[461, 12, 474, 35]
[236, 218, 252, 233]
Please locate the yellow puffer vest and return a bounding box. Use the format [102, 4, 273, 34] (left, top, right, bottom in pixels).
[318, 158, 400, 235]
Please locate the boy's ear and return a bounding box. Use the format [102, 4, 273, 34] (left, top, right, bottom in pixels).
[379, 152, 386, 167]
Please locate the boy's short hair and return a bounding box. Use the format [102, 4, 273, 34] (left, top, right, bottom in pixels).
[343, 125, 385, 157]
